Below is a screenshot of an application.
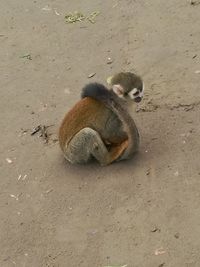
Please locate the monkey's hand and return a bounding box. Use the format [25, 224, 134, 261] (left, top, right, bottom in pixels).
[109, 139, 128, 162]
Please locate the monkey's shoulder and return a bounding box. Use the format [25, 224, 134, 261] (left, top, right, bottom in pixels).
[81, 83, 112, 102]
[59, 97, 113, 148]
[66, 97, 111, 119]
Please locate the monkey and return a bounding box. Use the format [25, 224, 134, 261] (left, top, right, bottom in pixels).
[58, 72, 144, 166]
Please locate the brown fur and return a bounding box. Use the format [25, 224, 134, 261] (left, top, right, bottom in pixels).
[59, 97, 128, 162]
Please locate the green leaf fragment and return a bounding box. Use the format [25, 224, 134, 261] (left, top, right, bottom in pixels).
[20, 54, 32, 60]
[65, 11, 100, 24]
[106, 76, 113, 85]
[65, 11, 85, 23]
[86, 11, 100, 23]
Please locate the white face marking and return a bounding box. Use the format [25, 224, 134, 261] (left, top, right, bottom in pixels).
[132, 88, 138, 94]
[139, 90, 143, 98]
[128, 88, 138, 99]
[128, 83, 144, 100]
[139, 82, 145, 97]
[142, 82, 145, 92]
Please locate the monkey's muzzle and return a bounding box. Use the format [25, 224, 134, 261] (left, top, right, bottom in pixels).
[134, 96, 142, 103]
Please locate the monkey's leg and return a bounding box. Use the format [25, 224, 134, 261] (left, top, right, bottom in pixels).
[64, 127, 111, 165]
[64, 128, 128, 166]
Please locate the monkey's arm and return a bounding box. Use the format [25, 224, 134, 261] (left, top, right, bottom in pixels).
[102, 111, 128, 144]
[97, 112, 137, 163]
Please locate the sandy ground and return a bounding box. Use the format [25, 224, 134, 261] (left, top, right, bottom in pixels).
[1, 0, 200, 266]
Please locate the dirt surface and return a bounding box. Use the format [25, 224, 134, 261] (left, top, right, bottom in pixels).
[1, 0, 200, 266]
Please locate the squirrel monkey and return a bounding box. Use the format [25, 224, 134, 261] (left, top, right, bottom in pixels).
[59, 72, 144, 166]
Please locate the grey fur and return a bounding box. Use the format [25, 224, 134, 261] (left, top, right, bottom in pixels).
[82, 83, 139, 160]
[64, 128, 110, 166]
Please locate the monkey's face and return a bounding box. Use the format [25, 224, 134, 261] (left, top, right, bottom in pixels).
[109, 72, 144, 103]
[127, 85, 144, 103]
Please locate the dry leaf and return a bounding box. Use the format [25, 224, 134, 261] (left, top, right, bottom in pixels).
[88, 72, 96, 78]
[155, 248, 166, 256]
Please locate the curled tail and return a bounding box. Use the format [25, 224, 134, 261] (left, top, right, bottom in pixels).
[81, 83, 139, 159]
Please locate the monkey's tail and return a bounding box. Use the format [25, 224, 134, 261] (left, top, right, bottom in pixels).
[81, 83, 139, 159]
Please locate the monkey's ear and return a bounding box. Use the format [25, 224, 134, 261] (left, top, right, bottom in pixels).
[106, 76, 113, 85]
[112, 84, 124, 98]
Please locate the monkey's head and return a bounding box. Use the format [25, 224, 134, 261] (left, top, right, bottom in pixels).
[107, 72, 144, 103]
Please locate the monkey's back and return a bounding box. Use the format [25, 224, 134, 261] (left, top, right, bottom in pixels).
[59, 97, 126, 150]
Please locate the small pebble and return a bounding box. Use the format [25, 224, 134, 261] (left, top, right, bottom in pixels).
[174, 232, 180, 239]
[64, 88, 71, 94]
[10, 194, 19, 200]
[6, 158, 12, 164]
[107, 57, 113, 64]
[174, 171, 179, 177]
[146, 169, 151, 176]
[151, 226, 160, 233]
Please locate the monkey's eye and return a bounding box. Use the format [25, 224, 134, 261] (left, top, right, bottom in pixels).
[133, 91, 139, 96]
